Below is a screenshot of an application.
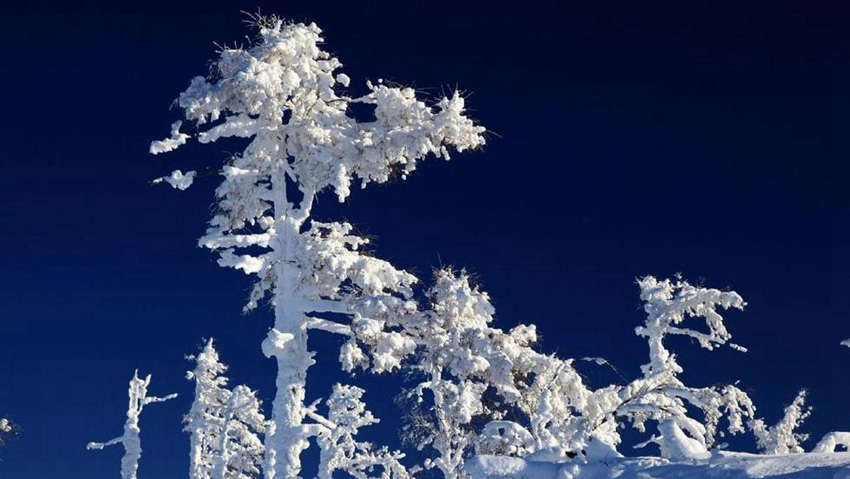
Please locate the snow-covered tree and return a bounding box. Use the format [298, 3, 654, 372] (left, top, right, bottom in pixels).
[400, 270, 497, 479]
[87, 371, 177, 479]
[186, 339, 233, 479]
[312, 384, 411, 479]
[151, 16, 484, 479]
[566, 276, 755, 461]
[750, 389, 811, 454]
[212, 385, 266, 479]
[186, 340, 265, 479]
[400, 270, 590, 477]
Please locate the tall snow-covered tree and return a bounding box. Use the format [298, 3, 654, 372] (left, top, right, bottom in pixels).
[87, 371, 177, 479]
[151, 16, 485, 479]
[186, 339, 233, 479]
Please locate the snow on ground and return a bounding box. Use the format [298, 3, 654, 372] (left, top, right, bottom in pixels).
[467, 452, 850, 479]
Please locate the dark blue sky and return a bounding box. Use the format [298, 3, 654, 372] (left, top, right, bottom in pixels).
[0, 1, 844, 477]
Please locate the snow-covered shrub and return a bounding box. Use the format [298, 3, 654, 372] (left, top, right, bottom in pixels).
[87, 371, 177, 479]
[750, 389, 811, 454]
[152, 15, 485, 479]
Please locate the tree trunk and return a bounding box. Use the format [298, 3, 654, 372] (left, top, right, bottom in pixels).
[264, 181, 313, 479]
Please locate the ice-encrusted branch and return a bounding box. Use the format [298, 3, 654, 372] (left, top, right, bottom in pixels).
[153, 169, 196, 190]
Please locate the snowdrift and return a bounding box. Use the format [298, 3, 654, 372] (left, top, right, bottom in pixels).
[467, 452, 850, 479]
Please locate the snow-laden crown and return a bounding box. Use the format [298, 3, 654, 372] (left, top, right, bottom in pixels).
[152, 17, 484, 210]
[151, 17, 485, 321]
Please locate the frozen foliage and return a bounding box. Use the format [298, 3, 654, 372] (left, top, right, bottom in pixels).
[750, 390, 811, 454]
[186, 340, 265, 479]
[478, 422, 534, 458]
[459, 277, 837, 479]
[150, 121, 190, 154]
[87, 371, 177, 479]
[154, 169, 196, 190]
[313, 384, 411, 479]
[0, 417, 18, 447]
[152, 15, 484, 479]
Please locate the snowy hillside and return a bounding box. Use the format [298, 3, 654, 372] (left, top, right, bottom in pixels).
[467, 452, 850, 479]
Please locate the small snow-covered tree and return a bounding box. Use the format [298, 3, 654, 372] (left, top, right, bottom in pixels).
[571, 276, 755, 461]
[626, 276, 753, 459]
[186, 339, 233, 479]
[87, 371, 177, 479]
[186, 340, 265, 479]
[400, 270, 589, 477]
[151, 16, 484, 479]
[400, 270, 496, 479]
[212, 385, 266, 479]
[312, 384, 411, 479]
[750, 389, 811, 454]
